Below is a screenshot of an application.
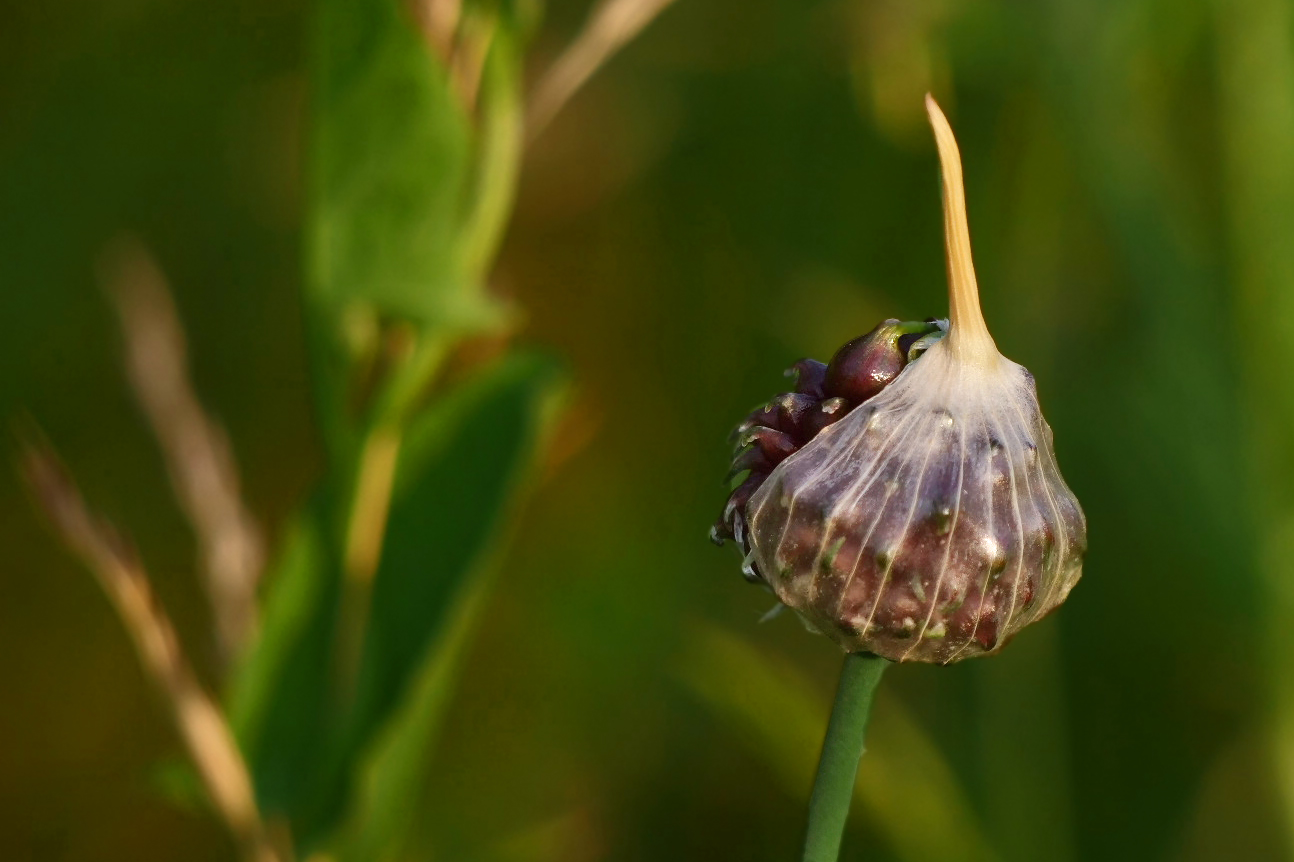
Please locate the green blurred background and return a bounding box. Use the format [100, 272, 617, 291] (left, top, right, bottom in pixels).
[3, 0, 1292, 859]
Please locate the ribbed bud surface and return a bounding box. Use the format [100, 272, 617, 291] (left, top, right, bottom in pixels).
[746, 342, 1084, 662]
[714, 95, 1087, 663]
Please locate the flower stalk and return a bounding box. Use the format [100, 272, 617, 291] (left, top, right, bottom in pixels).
[802, 653, 888, 862]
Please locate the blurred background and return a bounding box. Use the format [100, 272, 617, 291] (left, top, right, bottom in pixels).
[2, 0, 1291, 859]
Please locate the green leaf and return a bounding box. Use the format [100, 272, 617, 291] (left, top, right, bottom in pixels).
[307, 0, 486, 327]
[248, 2, 545, 850]
[304, 0, 511, 462]
[456, 26, 523, 283]
[332, 541, 503, 862]
[299, 350, 564, 849]
[227, 493, 346, 820]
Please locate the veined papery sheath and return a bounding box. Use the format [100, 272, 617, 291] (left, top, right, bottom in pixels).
[713, 96, 1085, 663]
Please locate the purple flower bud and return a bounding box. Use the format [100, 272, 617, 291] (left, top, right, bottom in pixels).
[714, 97, 1085, 664]
[825, 320, 940, 404]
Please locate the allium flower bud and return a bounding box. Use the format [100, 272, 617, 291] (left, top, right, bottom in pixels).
[713, 96, 1085, 664]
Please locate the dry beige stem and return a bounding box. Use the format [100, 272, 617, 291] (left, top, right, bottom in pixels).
[410, 0, 462, 61]
[101, 237, 264, 663]
[449, 12, 496, 113]
[21, 445, 281, 862]
[527, 0, 678, 143]
[344, 427, 402, 583]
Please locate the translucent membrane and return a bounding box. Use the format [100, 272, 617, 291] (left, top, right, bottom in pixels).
[744, 97, 1086, 663]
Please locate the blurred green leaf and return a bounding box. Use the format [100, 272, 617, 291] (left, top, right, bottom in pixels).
[237, 0, 547, 851]
[260, 351, 563, 849]
[1215, 0, 1294, 854]
[332, 574, 493, 862]
[304, 0, 511, 461]
[678, 624, 997, 862]
[457, 27, 523, 284]
[975, 624, 1074, 862]
[227, 495, 346, 822]
[324, 351, 562, 841]
[307, 0, 486, 327]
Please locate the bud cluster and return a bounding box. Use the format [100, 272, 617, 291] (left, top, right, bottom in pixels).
[711, 319, 943, 582]
[711, 96, 1086, 664]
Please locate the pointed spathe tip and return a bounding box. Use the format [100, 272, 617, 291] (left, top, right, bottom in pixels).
[925, 93, 998, 367]
[924, 94, 953, 144]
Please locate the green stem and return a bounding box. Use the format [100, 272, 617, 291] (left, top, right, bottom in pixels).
[803, 652, 888, 862]
[458, 27, 523, 283]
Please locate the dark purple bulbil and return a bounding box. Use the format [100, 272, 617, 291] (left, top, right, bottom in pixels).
[711, 319, 942, 581]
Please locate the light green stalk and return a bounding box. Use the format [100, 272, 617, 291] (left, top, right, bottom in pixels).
[802, 653, 888, 862]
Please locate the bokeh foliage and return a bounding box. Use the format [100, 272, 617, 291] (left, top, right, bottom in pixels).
[229, 2, 551, 854]
[3, 0, 1294, 860]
